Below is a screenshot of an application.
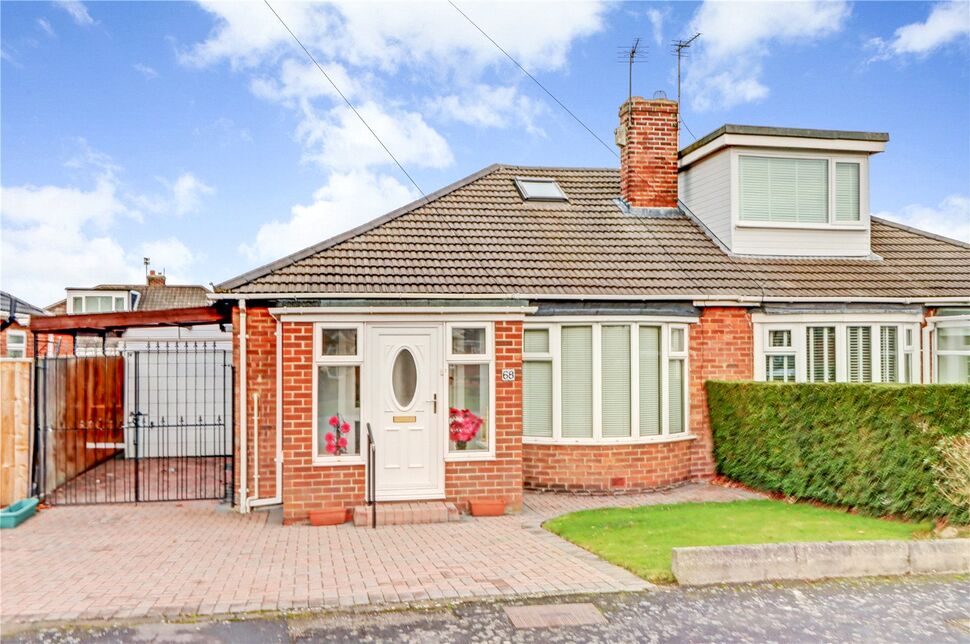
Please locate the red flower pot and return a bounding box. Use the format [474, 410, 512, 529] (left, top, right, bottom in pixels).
[469, 499, 506, 517]
[308, 508, 347, 526]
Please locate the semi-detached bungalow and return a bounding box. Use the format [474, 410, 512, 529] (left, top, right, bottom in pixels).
[214, 98, 970, 524]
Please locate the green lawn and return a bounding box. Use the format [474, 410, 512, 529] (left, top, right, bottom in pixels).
[544, 499, 932, 583]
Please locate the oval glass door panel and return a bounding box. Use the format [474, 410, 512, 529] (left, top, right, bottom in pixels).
[391, 348, 418, 408]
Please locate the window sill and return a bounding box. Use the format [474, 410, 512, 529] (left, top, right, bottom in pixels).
[523, 434, 696, 447]
[445, 451, 496, 463]
[736, 220, 866, 231]
[312, 456, 365, 467]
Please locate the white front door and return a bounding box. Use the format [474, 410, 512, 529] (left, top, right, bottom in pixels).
[367, 325, 444, 500]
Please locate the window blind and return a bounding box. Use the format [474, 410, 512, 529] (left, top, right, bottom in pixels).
[880, 326, 898, 383]
[561, 326, 593, 438]
[847, 326, 873, 383]
[835, 162, 860, 222]
[522, 361, 553, 437]
[668, 359, 685, 434]
[807, 326, 836, 382]
[601, 325, 631, 438]
[639, 326, 661, 436]
[766, 355, 795, 382]
[740, 156, 828, 223]
[524, 328, 549, 354]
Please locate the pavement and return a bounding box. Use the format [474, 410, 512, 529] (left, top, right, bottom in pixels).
[7, 577, 969, 643]
[0, 483, 758, 624]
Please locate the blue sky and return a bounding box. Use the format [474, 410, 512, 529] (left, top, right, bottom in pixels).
[2, 1, 968, 305]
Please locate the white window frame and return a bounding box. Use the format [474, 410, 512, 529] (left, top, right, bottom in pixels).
[444, 322, 496, 461]
[522, 318, 695, 446]
[752, 313, 922, 384]
[763, 328, 796, 382]
[733, 149, 869, 231]
[312, 322, 365, 466]
[66, 290, 131, 314]
[5, 330, 27, 359]
[929, 315, 970, 384]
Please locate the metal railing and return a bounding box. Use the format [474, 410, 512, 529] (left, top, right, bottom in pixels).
[366, 423, 376, 528]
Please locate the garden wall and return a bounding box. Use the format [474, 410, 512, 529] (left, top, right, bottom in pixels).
[707, 382, 970, 523]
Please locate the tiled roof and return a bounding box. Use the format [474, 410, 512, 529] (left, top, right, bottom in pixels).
[218, 165, 970, 300]
[67, 284, 212, 311]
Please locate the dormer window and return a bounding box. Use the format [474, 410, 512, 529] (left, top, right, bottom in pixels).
[514, 177, 567, 202]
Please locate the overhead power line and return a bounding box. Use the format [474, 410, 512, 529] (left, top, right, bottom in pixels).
[448, 0, 618, 160]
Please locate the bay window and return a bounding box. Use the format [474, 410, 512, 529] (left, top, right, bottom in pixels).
[523, 321, 691, 443]
[755, 317, 921, 384]
[313, 324, 362, 462]
[446, 324, 492, 456]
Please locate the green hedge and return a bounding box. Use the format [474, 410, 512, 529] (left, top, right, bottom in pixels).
[707, 381, 970, 523]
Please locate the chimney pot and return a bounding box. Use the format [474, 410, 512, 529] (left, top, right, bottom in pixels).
[616, 97, 679, 209]
[147, 271, 166, 287]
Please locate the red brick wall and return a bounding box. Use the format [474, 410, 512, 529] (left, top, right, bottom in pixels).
[1, 324, 73, 358]
[445, 320, 524, 512]
[232, 306, 281, 508]
[688, 307, 754, 479]
[618, 97, 679, 208]
[523, 439, 694, 493]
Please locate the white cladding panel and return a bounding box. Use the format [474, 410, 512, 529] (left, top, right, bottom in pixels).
[732, 225, 872, 257]
[678, 149, 732, 248]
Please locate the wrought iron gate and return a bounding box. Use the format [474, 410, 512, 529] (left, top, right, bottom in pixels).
[33, 341, 234, 505]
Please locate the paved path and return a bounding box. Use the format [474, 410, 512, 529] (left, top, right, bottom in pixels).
[8, 577, 969, 642]
[0, 483, 756, 624]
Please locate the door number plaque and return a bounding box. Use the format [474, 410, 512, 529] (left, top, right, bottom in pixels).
[502, 369, 516, 382]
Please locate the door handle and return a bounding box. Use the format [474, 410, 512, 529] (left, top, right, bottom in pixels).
[432, 393, 437, 413]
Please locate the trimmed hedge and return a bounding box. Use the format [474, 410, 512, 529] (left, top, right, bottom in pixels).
[707, 381, 970, 523]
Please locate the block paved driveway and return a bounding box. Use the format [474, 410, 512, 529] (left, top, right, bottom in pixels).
[1, 484, 757, 624]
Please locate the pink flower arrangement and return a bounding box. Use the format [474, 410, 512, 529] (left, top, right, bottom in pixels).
[449, 407, 483, 449]
[325, 414, 353, 455]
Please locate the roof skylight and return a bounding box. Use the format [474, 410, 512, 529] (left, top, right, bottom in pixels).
[514, 177, 567, 202]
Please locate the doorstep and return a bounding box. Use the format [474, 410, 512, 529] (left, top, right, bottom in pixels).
[352, 501, 460, 527]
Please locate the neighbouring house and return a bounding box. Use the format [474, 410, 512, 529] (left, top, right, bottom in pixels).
[214, 98, 970, 523]
[1, 291, 73, 358]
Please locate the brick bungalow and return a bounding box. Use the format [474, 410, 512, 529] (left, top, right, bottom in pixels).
[214, 98, 970, 524]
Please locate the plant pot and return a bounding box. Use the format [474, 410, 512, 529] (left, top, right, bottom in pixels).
[469, 499, 506, 517]
[308, 508, 347, 526]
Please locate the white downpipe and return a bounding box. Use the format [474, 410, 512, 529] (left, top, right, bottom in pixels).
[238, 299, 249, 513]
[250, 393, 260, 500]
[922, 320, 934, 384]
[249, 315, 283, 508]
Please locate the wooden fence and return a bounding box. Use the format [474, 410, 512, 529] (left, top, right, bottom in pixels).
[1, 360, 32, 507]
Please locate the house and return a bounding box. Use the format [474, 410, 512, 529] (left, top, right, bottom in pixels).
[1, 291, 73, 358]
[214, 98, 970, 523]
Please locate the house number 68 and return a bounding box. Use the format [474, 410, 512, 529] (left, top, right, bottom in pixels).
[502, 369, 516, 382]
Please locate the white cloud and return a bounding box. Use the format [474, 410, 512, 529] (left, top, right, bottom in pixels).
[37, 18, 56, 38]
[54, 1, 95, 27]
[239, 171, 416, 262]
[172, 172, 215, 215]
[875, 195, 970, 243]
[0, 145, 206, 304]
[685, 1, 850, 111]
[133, 63, 158, 79]
[298, 101, 453, 172]
[249, 58, 358, 105]
[139, 238, 200, 281]
[429, 84, 548, 135]
[867, 1, 970, 61]
[646, 7, 669, 46]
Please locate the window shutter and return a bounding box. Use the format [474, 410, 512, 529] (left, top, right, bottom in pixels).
[807, 326, 836, 382]
[835, 162, 861, 222]
[561, 326, 593, 438]
[639, 326, 661, 436]
[880, 326, 898, 383]
[522, 361, 553, 437]
[847, 326, 872, 383]
[739, 156, 771, 221]
[668, 359, 685, 434]
[601, 325, 631, 437]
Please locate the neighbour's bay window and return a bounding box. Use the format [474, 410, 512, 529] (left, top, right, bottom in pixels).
[934, 321, 970, 384]
[446, 324, 493, 457]
[313, 325, 362, 462]
[755, 318, 921, 383]
[523, 321, 690, 443]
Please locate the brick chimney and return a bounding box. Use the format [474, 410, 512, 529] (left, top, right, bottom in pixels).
[615, 97, 679, 209]
[147, 270, 166, 287]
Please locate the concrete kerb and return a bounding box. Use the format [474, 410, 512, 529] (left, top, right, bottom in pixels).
[672, 539, 970, 586]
